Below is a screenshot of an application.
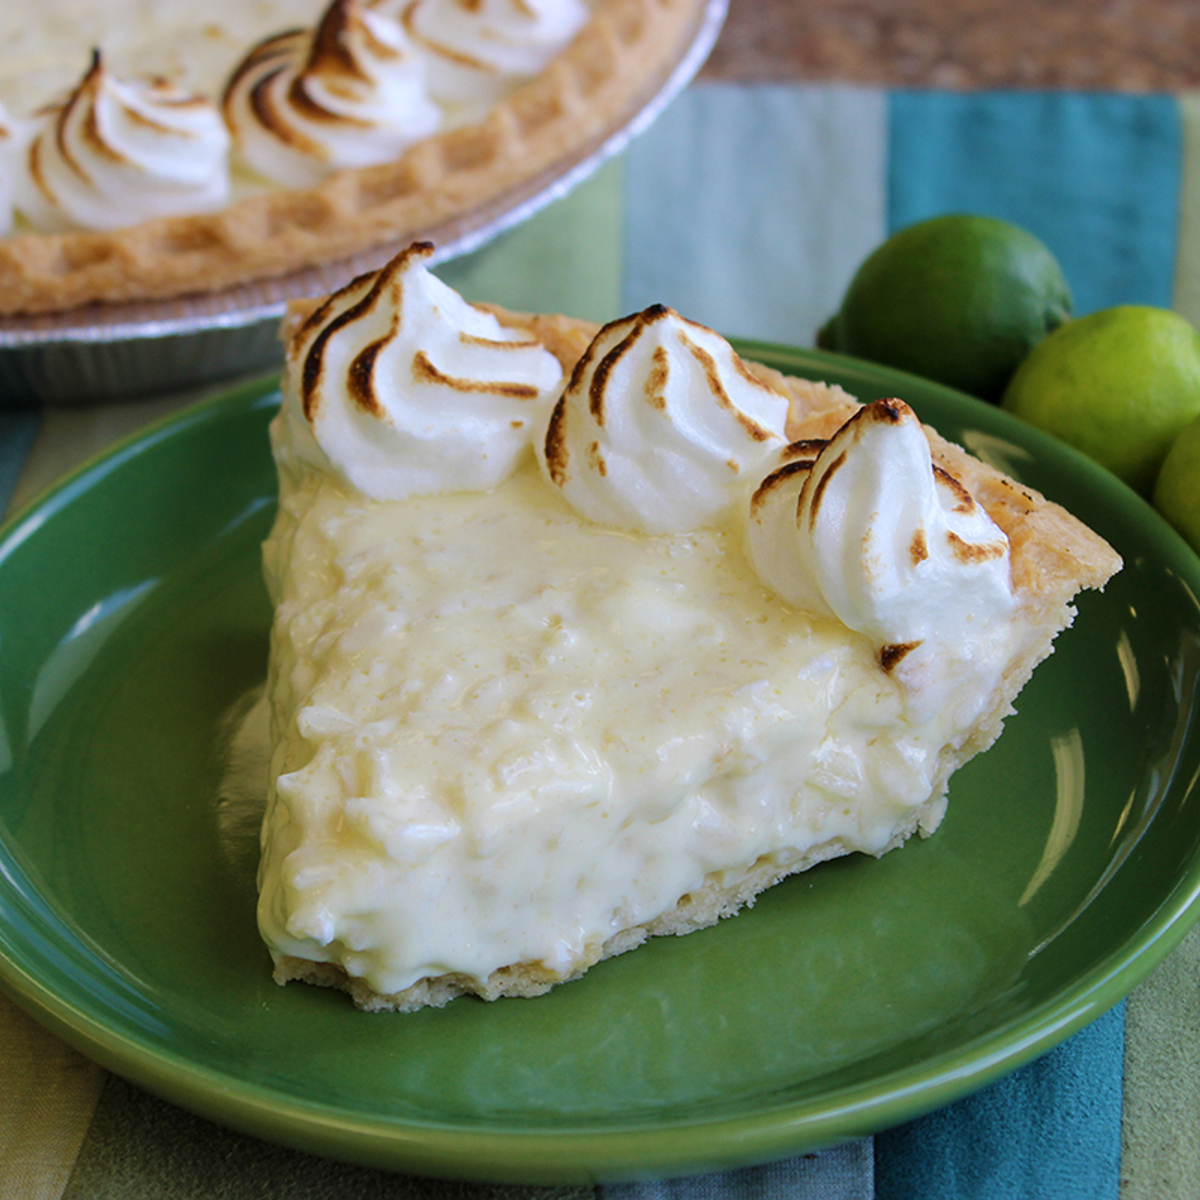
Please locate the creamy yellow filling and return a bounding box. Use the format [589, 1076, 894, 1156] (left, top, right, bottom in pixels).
[256, 454, 1006, 997]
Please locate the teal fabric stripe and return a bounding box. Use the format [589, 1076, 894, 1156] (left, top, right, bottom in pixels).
[0, 411, 40, 517]
[886, 91, 1182, 315]
[875, 1005, 1124, 1200]
[621, 83, 887, 345]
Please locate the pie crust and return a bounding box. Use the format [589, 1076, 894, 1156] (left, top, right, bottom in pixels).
[0, 0, 709, 316]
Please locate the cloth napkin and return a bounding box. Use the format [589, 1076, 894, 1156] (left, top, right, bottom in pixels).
[2, 82, 1199, 1199]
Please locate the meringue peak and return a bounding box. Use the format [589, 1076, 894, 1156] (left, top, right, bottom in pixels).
[13, 50, 230, 233]
[283, 241, 564, 502]
[400, 0, 590, 111]
[223, 0, 439, 187]
[747, 397, 1016, 686]
[309, 0, 404, 84]
[538, 305, 792, 534]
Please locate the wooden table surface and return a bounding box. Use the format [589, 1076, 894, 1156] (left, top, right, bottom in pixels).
[702, 0, 1200, 91]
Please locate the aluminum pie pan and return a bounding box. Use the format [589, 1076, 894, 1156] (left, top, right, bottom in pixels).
[0, 0, 726, 407]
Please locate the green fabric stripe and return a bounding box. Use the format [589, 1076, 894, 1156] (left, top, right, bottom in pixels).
[436, 157, 625, 325]
[1172, 93, 1200, 327]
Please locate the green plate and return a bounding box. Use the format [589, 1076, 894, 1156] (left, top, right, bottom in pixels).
[2, 346, 1200, 1184]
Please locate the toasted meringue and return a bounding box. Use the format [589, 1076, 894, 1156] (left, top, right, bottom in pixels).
[12, 51, 230, 234]
[396, 0, 590, 112]
[537, 305, 793, 535]
[222, 0, 440, 189]
[747, 398, 1017, 707]
[281, 242, 564, 501]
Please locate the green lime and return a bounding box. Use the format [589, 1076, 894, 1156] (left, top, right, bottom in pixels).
[818, 214, 1072, 402]
[1001, 305, 1200, 494]
[1154, 412, 1200, 554]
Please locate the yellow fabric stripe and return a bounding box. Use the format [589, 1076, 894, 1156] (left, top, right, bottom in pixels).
[0, 992, 106, 1200]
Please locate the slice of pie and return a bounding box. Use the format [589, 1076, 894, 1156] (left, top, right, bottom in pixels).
[256, 243, 1121, 1012]
[0, 0, 711, 315]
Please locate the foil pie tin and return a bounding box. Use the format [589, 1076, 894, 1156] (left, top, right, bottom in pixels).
[0, 0, 726, 408]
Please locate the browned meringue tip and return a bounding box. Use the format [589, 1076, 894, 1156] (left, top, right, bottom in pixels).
[783, 437, 829, 460]
[31, 49, 110, 201]
[879, 640, 922, 673]
[799, 400, 919, 529]
[362, 239, 435, 300]
[785, 394, 1005, 564]
[55, 47, 106, 116]
[550, 301, 796, 490]
[751, 399, 928, 520]
[400, 1, 502, 74]
[223, 29, 307, 102]
[224, 0, 409, 151]
[543, 394, 569, 486]
[749, 457, 816, 515]
[222, 30, 306, 138]
[227, 28, 362, 156]
[296, 241, 435, 419]
[749, 438, 830, 514]
[584, 303, 677, 349]
[310, 0, 367, 71]
[932, 463, 977, 515]
[559, 305, 692, 403]
[856, 396, 917, 427]
[296, 238, 559, 427]
[292, 239, 435, 350]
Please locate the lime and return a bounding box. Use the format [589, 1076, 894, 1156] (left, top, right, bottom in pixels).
[1154, 413, 1200, 554]
[817, 214, 1072, 401]
[1001, 306, 1200, 494]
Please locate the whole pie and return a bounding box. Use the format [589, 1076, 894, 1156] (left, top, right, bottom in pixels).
[255, 243, 1122, 1012]
[0, 0, 710, 315]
